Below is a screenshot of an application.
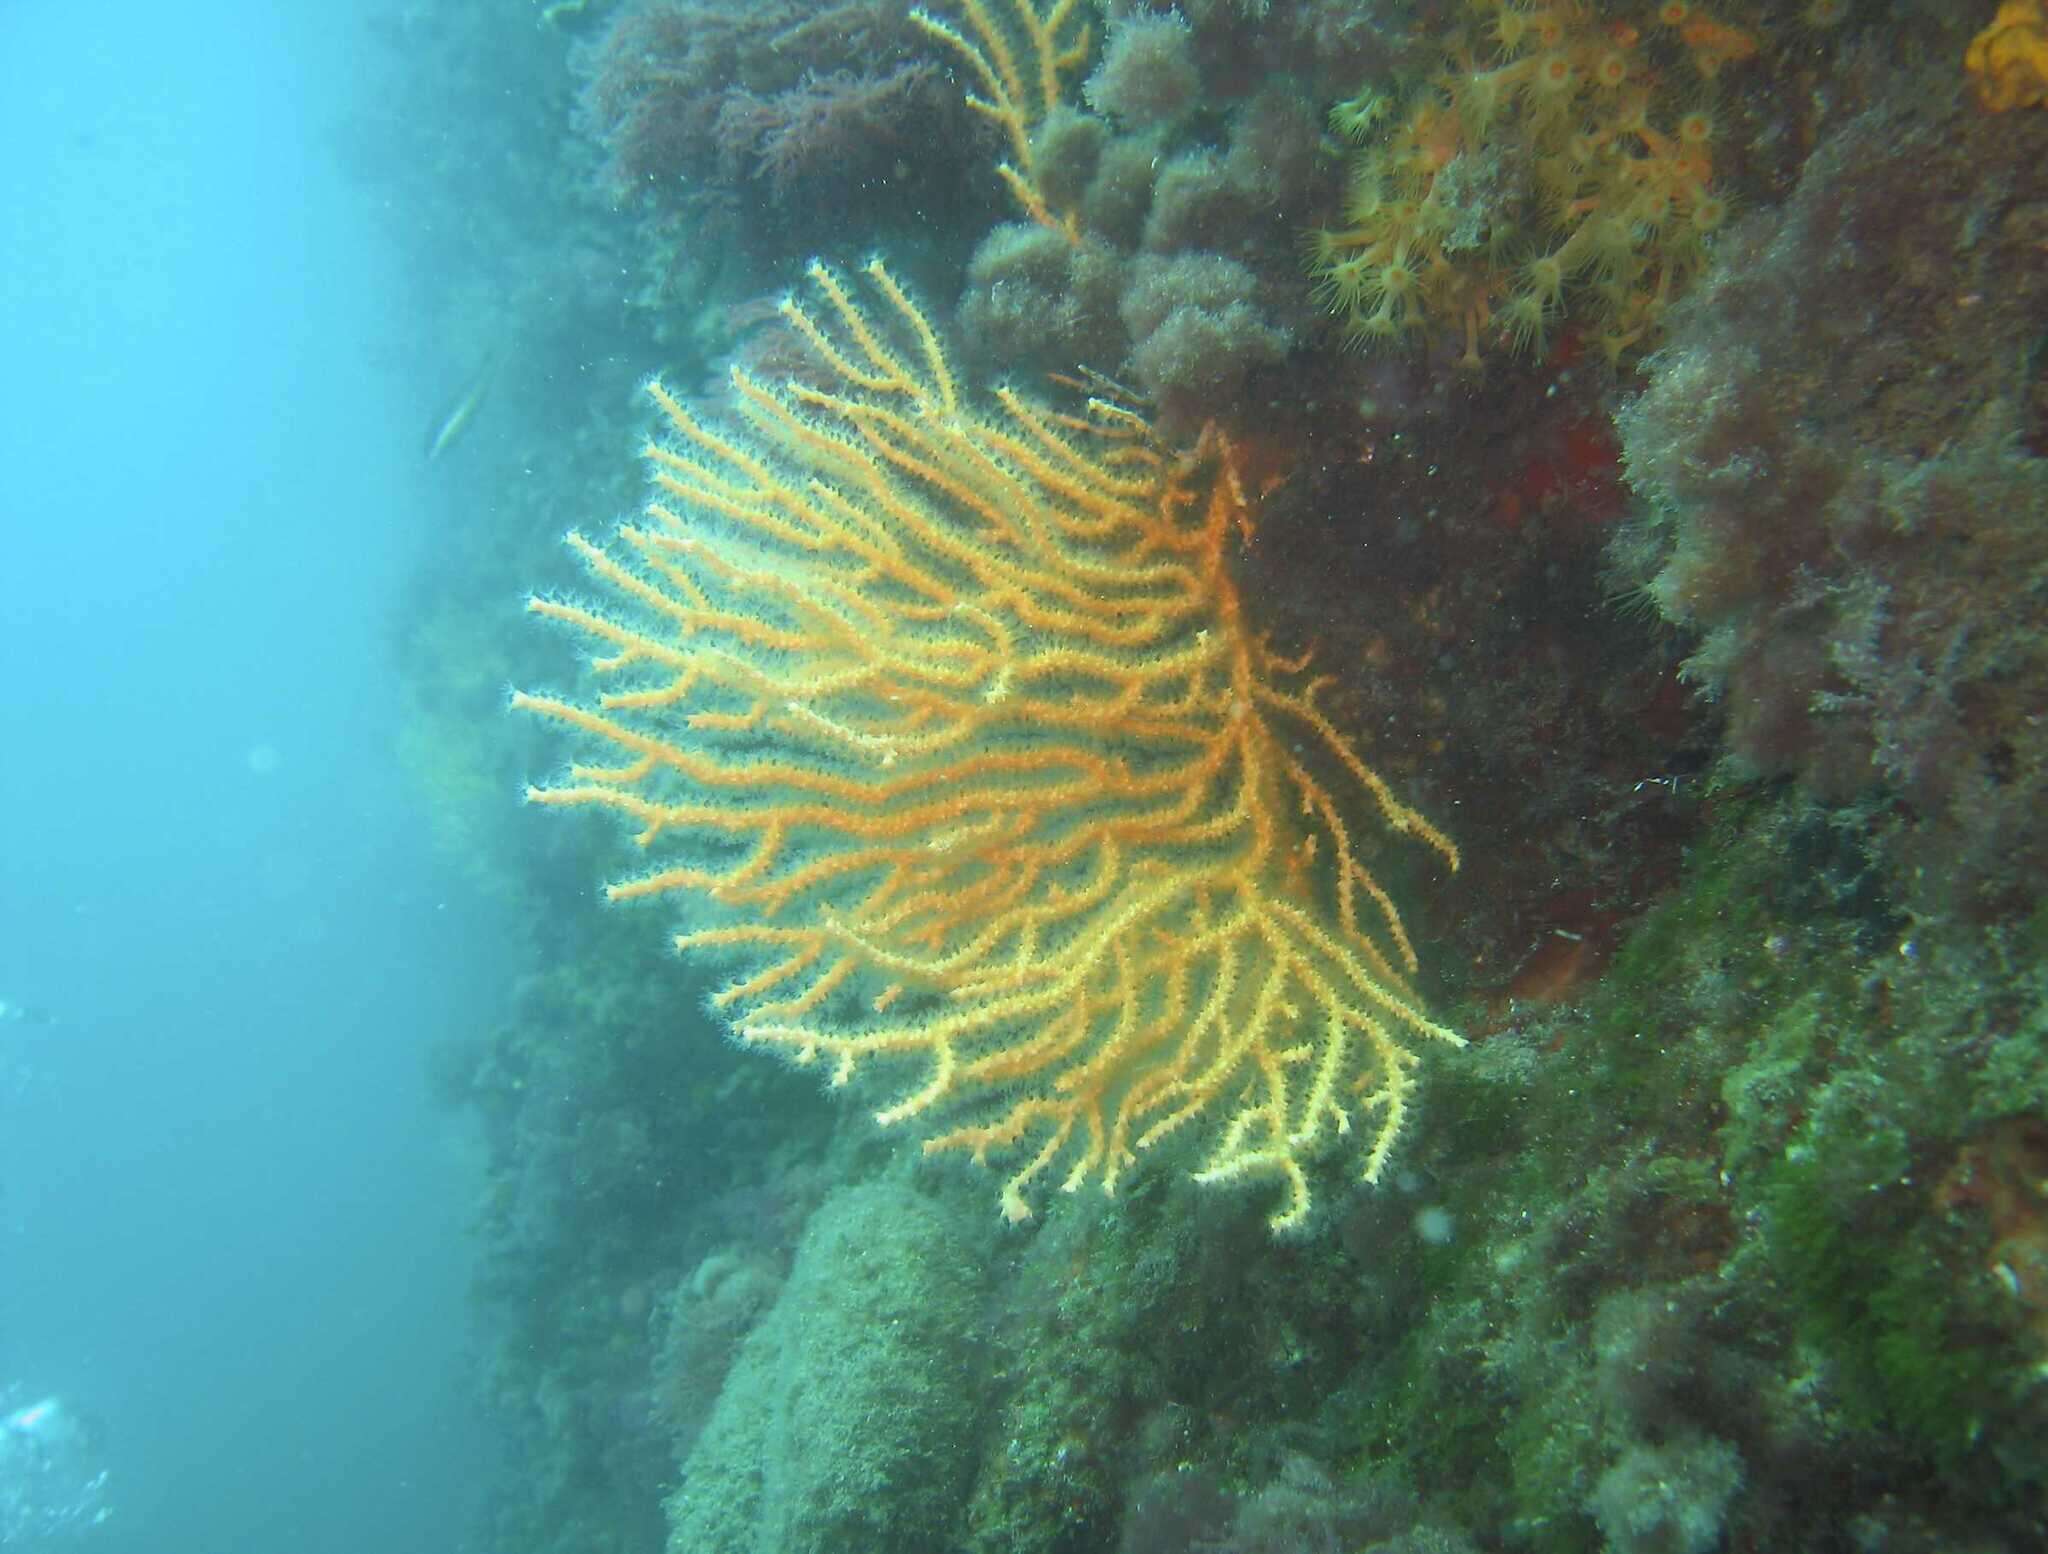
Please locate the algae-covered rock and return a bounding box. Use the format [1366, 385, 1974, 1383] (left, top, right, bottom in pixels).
[663, 1174, 989, 1554]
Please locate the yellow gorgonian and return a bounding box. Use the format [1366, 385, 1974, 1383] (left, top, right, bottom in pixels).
[516, 261, 1461, 1231]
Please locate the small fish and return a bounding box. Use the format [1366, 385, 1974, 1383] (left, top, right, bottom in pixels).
[0, 997, 53, 1028]
[423, 365, 496, 462]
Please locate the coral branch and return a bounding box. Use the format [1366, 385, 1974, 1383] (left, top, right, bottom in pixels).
[518, 262, 1461, 1231]
[912, 0, 1091, 235]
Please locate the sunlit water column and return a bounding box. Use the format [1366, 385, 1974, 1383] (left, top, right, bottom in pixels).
[0, 3, 494, 1550]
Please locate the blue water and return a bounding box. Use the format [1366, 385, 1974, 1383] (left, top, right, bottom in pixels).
[1, 4, 491, 1548]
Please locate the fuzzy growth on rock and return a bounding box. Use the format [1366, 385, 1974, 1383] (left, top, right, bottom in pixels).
[1084, 8, 1201, 128]
[1611, 97, 2048, 922]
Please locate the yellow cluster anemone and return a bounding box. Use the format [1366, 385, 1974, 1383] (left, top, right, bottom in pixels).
[1306, 0, 1755, 367]
[1967, 0, 2048, 112]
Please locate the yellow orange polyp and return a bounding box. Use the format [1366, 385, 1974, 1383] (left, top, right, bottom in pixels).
[1305, 0, 1748, 363]
[517, 264, 1462, 1233]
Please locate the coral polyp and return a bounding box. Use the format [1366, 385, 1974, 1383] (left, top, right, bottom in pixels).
[1304, 0, 1754, 366]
